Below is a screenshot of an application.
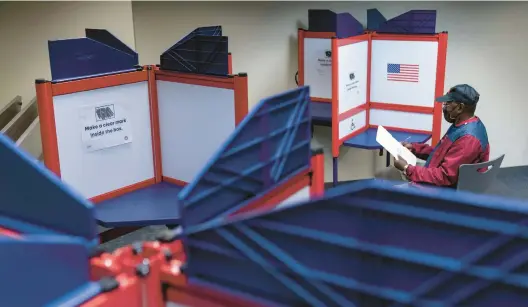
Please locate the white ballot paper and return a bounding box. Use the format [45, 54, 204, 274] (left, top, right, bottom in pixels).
[375, 126, 417, 166]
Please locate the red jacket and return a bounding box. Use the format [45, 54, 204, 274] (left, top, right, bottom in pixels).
[406, 117, 490, 188]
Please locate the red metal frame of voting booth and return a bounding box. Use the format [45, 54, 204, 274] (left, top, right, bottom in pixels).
[331, 33, 371, 155]
[36, 67, 249, 204]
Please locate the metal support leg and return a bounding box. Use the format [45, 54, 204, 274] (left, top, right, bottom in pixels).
[386, 149, 391, 167]
[332, 157, 338, 187]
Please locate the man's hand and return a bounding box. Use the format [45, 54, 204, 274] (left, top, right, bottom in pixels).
[401, 141, 413, 150]
[394, 156, 408, 172]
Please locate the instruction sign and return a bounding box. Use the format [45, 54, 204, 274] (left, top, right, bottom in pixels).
[345, 71, 360, 93]
[316, 49, 332, 77]
[80, 103, 132, 152]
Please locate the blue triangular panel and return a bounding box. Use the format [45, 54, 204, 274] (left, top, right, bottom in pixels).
[85, 28, 136, 57]
[178, 86, 312, 231]
[336, 13, 364, 38]
[0, 235, 99, 306]
[48, 29, 139, 82]
[377, 10, 437, 34]
[366, 8, 387, 31]
[0, 134, 98, 247]
[183, 180, 528, 306]
[308, 9, 364, 38]
[160, 26, 229, 76]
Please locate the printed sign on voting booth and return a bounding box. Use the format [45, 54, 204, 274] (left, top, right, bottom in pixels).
[80, 103, 132, 152]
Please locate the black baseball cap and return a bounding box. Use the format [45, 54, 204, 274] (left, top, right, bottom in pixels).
[435, 84, 480, 105]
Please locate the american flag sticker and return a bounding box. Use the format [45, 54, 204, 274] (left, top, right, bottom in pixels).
[387, 63, 419, 83]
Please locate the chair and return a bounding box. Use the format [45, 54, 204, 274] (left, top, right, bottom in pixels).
[457, 154, 505, 193]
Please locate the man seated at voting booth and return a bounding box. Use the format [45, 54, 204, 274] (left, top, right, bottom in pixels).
[376, 84, 489, 188]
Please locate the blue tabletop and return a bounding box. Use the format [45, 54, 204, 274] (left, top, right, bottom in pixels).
[311, 101, 331, 125]
[95, 182, 184, 227]
[343, 128, 431, 150]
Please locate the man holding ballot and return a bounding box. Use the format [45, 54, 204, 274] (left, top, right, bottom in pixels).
[376, 84, 490, 188]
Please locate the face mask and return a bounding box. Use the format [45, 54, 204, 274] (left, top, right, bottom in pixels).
[442, 104, 458, 123]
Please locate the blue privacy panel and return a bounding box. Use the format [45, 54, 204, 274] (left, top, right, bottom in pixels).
[48, 28, 139, 82]
[366, 9, 387, 31]
[184, 180, 528, 306]
[0, 134, 97, 245]
[0, 235, 100, 307]
[308, 9, 364, 38]
[160, 26, 229, 76]
[374, 10, 437, 34]
[178, 86, 311, 231]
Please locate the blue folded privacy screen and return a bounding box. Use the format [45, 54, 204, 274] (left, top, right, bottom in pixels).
[160, 26, 229, 76]
[367, 8, 387, 31]
[183, 180, 528, 306]
[0, 235, 99, 306]
[48, 28, 139, 82]
[368, 9, 437, 34]
[308, 9, 364, 38]
[0, 133, 97, 247]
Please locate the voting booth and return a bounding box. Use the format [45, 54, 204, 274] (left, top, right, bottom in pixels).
[36, 27, 250, 229]
[35, 26, 323, 231]
[298, 9, 447, 184]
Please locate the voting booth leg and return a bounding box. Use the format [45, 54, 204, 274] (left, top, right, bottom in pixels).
[332, 157, 338, 186]
[310, 149, 325, 197]
[386, 150, 391, 167]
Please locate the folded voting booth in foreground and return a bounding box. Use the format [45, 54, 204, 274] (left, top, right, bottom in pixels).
[0, 128, 98, 248]
[35, 27, 253, 232]
[2, 130, 528, 306]
[298, 9, 447, 184]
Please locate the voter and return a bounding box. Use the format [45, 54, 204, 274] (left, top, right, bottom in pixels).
[376, 84, 489, 188]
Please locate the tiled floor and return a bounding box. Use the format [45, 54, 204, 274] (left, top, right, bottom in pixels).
[101, 166, 528, 252]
